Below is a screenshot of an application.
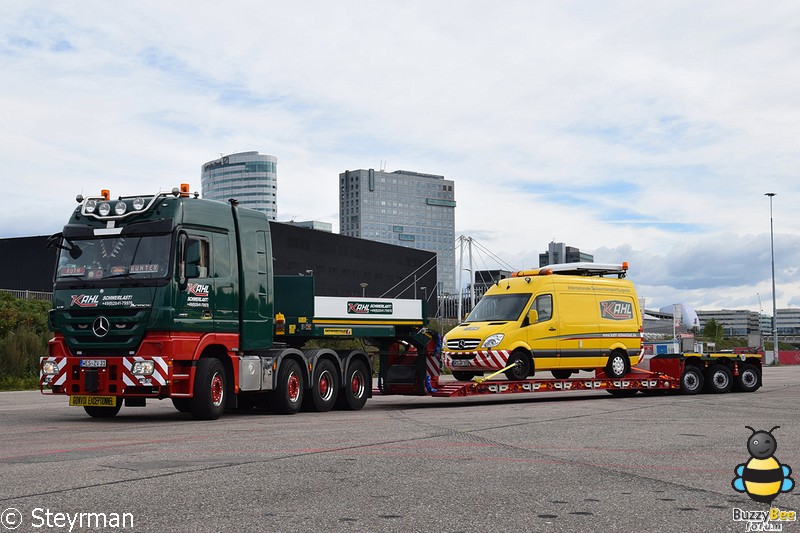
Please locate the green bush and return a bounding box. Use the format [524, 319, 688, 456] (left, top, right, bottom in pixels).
[0, 292, 51, 389]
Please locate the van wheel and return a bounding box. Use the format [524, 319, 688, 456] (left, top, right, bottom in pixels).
[551, 370, 573, 380]
[704, 364, 733, 393]
[504, 351, 531, 381]
[452, 371, 478, 381]
[733, 364, 761, 392]
[680, 366, 704, 394]
[605, 351, 629, 378]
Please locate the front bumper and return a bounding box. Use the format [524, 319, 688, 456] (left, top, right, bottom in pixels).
[40, 355, 170, 398]
[443, 350, 511, 372]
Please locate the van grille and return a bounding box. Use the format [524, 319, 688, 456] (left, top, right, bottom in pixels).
[446, 339, 481, 350]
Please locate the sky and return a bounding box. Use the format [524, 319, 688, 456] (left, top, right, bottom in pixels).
[1, 1, 799, 313]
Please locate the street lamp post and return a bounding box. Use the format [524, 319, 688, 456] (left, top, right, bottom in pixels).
[360, 282, 368, 297]
[766, 192, 779, 365]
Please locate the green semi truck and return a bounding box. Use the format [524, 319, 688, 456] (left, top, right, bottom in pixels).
[40, 184, 439, 420]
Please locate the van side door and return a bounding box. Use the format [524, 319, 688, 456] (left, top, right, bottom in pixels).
[526, 293, 559, 371]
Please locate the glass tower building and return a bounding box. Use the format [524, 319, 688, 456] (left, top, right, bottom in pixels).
[339, 169, 456, 295]
[201, 151, 277, 219]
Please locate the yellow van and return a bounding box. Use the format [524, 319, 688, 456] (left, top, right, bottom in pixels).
[443, 263, 643, 381]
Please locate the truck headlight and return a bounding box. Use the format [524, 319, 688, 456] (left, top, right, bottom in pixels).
[42, 361, 59, 375]
[131, 361, 155, 376]
[482, 334, 504, 348]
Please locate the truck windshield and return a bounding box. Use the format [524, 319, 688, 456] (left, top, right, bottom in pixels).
[465, 293, 532, 322]
[55, 234, 172, 281]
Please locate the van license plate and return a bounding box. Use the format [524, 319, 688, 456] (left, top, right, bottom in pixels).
[451, 360, 471, 367]
[69, 395, 117, 407]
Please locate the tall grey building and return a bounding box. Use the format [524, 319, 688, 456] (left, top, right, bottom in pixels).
[339, 169, 456, 295]
[539, 241, 594, 267]
[201, 151, 277, 219]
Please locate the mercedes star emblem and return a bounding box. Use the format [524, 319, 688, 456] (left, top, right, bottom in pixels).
[92, 316, 110, 338]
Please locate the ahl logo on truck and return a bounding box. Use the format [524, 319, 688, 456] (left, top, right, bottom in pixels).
[600, 300, 633, 320]
[347, 301, 393, 315]
[70, 294, 99, 308]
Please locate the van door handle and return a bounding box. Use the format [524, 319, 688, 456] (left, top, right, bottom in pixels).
[548, 327, 556, 331]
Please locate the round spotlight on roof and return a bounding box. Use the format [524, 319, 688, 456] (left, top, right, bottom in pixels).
[85, 199, 98, 213]
[114, 201, 127, 215]
[132, 197, 145, 210]
[98, 202, 111, 216]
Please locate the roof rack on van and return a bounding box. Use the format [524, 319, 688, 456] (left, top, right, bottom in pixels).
[512, 262, 629, 279]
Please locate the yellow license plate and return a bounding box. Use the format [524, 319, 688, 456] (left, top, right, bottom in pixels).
[69, 395, 117, 407]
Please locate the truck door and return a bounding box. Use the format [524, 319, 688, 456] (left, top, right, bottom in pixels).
[175, 233, 215, 332]
[526, 293, 560, 370]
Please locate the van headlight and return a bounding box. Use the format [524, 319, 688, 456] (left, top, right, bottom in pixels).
[482, 334, 504, 348]
[131, 361, 155, 376]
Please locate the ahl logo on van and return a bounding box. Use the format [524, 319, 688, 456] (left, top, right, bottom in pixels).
[600, 300, 633, 320]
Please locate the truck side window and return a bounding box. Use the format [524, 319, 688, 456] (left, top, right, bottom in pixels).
[184, 237, 210, 278]
[534, 294, 552, 322]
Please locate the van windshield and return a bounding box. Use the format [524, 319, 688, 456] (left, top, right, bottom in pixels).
[465, 294, 532, 322]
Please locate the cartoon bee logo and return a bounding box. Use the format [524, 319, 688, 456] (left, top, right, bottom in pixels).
[732, 426, 794, 504]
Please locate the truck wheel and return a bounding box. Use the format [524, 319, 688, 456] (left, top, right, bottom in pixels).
[733, 364, 761, 392]
[172, 398, 191, 413]
[274, 359, 304, 415]
[504, 351, 531, 381]
[605, 351, 629, 379]
[190, 358, 227, 420]
[704, 364, 733, 393]
[680, 366, 704, 395]
[84, 402, 122, 418]
[304, 359, 339, 412]
[336, 359, 370, 411]
[452, 371, 478, 381]
[551, 370, 573, 380]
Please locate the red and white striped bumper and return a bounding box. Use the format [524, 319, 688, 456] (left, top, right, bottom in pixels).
[443, 350, 510, 371]
[40, 356, 171, 396]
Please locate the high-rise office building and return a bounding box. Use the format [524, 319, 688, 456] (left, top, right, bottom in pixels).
[201, 151, 277, 219]
[539, 241, 594, 267]
[339, 169, 456, 295]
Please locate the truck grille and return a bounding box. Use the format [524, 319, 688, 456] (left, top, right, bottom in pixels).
[446, 339, 481, 350]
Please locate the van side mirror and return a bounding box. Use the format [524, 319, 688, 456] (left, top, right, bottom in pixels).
[527, 309, 539, 325]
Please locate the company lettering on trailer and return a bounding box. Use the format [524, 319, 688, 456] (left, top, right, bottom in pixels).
[187, 283, 210, 297]
[347, 302, 393, 315]
[600, 300, 633, 320]
[70, 294, 99, 307]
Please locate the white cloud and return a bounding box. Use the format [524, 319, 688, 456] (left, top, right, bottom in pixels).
[1, 0, 799, 310]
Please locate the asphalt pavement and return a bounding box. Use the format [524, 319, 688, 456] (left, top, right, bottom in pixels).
[1, 366, 798, 532]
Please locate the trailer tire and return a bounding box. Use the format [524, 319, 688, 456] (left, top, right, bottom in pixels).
[452, 371, 478, 381]
[84, 402, 122, 418]
[605, 350, 629, 379]
[336, 359, 370, 411]
[705, 364, 733, 394]
[304, 359, 339, 412]
[680, 366, 704, 394]
[171, 398, 192, 413]
[733, 364, 761, 392]
[551, 370, 573, 380]
[273, 359, 304, 415]
[504, 351, 532, 381]
[191, 358, 227, 420]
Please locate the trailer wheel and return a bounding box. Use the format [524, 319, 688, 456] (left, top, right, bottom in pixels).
[336, 359, 369, 411]
[171, 398, 191, 413]
[304, 359, 339, 412]
[733, 364, 761, 392]
[504, 351, 532, 381]
[704, 364, 733, 394]
[191, 358, 227, 420]
[273, 359, 304, 415]
[551, 370, 573, 380]
[84, 402, 122, 418]
[452, 371, 478, 381]
[680, 366, 704, 394]
[605, 351, 629, 379]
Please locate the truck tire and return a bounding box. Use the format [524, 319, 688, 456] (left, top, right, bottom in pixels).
[273, 359, 304, 415]
[680, 366, 704, 395]
[733, 364, 761, 392]
[303, 359, 339, 412]
[191, 358, 227, 420]
[704, 364, 733, 394]
[452, 371, 478, 381]
[336, 359, 369, 411]
[605, 350, 629, 379]
[84, 402, 122, 418]
[504, 351, 532, 381]
[551, 369, 573, 380]
[172, 398, 191, 413]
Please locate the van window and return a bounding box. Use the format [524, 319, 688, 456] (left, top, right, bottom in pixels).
[533, 294, 552, 322]
[465, 293, 531, 322]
